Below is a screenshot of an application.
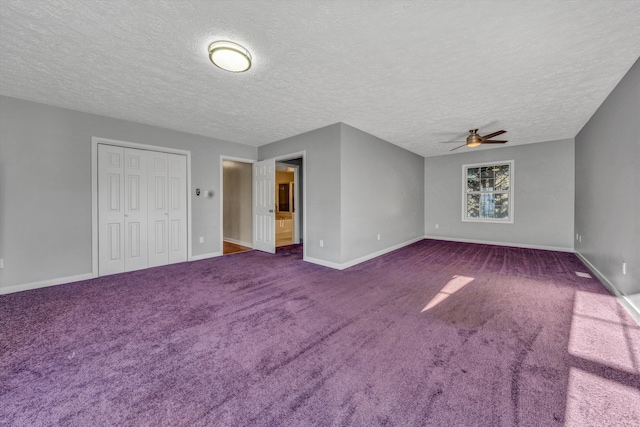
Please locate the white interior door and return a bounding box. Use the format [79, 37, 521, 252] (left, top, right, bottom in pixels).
[123, 148, 148, 271]
[98, 145, 125, 275]
[253, 158, 276, 253]
[167, 153, 187, 264]
[293, 166, 300, 244]
[147, 151, 169, 267]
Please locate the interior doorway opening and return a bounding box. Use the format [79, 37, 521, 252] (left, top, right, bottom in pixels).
[222, 152, 304, 257]
[275, 158, 302, 248]
[222, 158, 253, 255]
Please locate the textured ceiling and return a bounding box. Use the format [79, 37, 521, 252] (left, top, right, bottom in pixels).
[1, 1, 638, 157]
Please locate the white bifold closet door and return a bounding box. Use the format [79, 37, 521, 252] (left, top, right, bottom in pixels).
[98, 144, 187, 276]
[147, 151, 188, 267]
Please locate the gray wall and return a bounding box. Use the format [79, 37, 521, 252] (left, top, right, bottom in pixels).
[259, 124, 342, 263]
[223, 160, 253, 246]
[424, 138, 575, 250]
[259, 123, 424, 266]
[0, 96, 256, 290]
[340, 123, 424, 263]
[575, 58, 640, 296]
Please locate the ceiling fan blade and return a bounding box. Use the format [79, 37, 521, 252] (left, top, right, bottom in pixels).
[438, 140, 466, 144]
[482, 130, 507, 139]
[481, 140, 508, 144]
[450, 144, 467, 151]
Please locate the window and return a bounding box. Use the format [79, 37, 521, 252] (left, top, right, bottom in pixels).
[462, 160, 514, 223]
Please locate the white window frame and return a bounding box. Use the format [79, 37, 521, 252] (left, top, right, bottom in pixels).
[462, 160, 514, 224]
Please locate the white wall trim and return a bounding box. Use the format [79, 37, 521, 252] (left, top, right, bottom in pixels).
[423, 235, 574, 253]
[304, 256, 344, 270]
[304, 236, 424, 270]
[223, 238, 253, 248]
[340, 236, 424, 269]
[189, 252, 223, 262]
[272, 151, 306, 162]
[92, 136, 193, 278]
[575, 251, 640, 322]
[0, 273, 94, 295]
[575, 252, 620, 296]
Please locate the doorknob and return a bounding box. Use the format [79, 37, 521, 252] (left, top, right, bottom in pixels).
[124, 214, 129, 217]
[269, 209, 274, 213]
[164, 212, 169, 216]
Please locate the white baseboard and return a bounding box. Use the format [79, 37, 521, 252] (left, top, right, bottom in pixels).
[575, 251, 640, 323]
[423, 235, 574, 253]
[304, 256, 343, 270]
[304, 236, 424, 271]
[190, 251, 223, 261]
[0, 273, 95, 295]
[575, 252, 621, 297]
[1, 253, 223, 295]
[223, 238, 253, 248]
[340, 237, 425, 269]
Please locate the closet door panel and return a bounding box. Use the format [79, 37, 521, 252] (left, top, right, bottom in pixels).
[168, 154, 188, 263]
[124, 148, 148, 271]
[148, 151, 169, 267]
[98, 145, 125, 275]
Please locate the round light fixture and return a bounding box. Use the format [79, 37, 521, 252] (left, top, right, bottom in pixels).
[208, 41, 252, 73]
[466, 134, 482, 147]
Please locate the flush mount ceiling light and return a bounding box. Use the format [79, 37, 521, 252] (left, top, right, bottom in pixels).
[208, 41, 252, 73]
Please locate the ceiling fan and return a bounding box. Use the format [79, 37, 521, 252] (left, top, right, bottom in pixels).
[440, 129, 508, 151]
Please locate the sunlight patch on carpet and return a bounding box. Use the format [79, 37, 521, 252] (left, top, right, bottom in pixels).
[569, 291, 640, 374]
[421, 275, 474, 312]
[565, 367, 640, 425]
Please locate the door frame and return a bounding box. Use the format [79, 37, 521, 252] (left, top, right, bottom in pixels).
[275, 162, 300, 245]
[221, 153, 306, 256]
[219, 155, 256, 254]
[91, 136, 192, 277]
[270, 151, 306, 259]
[292, 164, 300, 244]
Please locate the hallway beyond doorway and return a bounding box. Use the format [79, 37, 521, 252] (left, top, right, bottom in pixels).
[223, 241, 252, 255]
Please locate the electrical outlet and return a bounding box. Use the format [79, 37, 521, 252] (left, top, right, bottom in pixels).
[319, 240, 324, 248]
[377, 234, 381, 241]
[199, 237, 204, 243]
[576, 233, 579, 241]
[622, 261, 627, 275]
[435, 224, 439, 229]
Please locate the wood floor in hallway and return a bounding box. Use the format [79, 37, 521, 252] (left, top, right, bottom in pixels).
[223, 241, 252, 255]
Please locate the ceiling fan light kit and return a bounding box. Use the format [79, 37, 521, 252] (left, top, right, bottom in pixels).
[439, 129, 508, 151]
[466, 130, 483, 147]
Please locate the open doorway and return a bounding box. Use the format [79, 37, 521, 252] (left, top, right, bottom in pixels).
[275, 158, 302, 248]
[221, 158, 253, 255]
[221, 154, 304, 256]
[275, 163, 296, 247]
[252, 154, 305, 254]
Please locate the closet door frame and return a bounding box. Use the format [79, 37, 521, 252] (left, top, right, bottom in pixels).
[91, 136, 192, 277]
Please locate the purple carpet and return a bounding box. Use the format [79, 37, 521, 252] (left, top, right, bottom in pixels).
[1, 239, 639, 426]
